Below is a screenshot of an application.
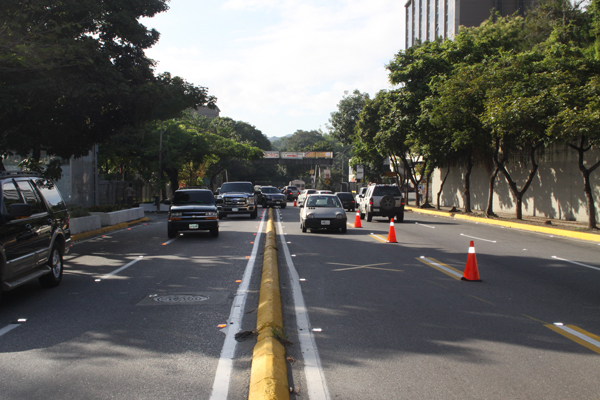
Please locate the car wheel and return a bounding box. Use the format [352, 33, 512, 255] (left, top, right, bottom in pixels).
[301, 222, 307, 233]
[250, 210, 258, 219]
[396, 212, 404, 223]
[367, 211, 373, 222]
[341, 225, 347, 233]
[281, 203, 287, 209]
[359, 207, 365, 220]
[262, 201, 267, 208]
[219, 213, 226, 219]
[168, 226, 177, 238]
[210, 227, 219, 237]
[39, 245, 63, 288]
[380, 195, 395, 212]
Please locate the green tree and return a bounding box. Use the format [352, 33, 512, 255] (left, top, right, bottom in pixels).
[329, 90, 370, 145]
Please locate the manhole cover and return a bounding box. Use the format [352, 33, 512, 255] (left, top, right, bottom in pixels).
[153, 294, 209, 304]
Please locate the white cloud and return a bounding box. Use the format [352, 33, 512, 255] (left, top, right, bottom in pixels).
[144, 0, 405, 136]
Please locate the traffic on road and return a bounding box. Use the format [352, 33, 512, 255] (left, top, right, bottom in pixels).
[1, 194, 599, 400]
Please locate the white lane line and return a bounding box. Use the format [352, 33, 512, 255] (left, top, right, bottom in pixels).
[415, 222, 435, 229]
[276, 211, 331, 400]
[100, 256, 144, 279]
[551, 256, 600, 272]
[0, 324, 20, 337]
[460, 233, 497, 243]
[209, 213, 266, 400]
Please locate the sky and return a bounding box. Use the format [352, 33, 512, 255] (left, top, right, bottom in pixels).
[141, 0, 406, 138]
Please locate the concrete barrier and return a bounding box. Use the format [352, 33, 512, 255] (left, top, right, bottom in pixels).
[249, 208, 289, 400]
[70, 215, 102, 235]
[89, 207, 145, 226]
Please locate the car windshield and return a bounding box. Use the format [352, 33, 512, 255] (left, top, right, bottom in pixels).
[306, 196, 342, 208]
[220, 183, 253, 193]
[261, 187, 279, 193]
[373, 186, 401, 196]
[173, 191, 215, 205]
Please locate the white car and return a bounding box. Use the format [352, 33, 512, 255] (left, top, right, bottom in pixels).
[299, 194, 347, 233]
[297, 189, 317, 206]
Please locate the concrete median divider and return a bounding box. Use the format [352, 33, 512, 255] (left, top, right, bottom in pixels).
[249, 208, 290, 400]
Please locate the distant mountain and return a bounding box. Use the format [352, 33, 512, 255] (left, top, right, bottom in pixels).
[268, 134, 291, 142]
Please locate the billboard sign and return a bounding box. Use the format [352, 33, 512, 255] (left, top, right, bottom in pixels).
[263, 151, 280, 158]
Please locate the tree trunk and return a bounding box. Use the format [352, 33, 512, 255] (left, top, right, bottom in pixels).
[498, 143, 541, 220]
[422, 168, 433, 207]
[570, 137, 600, 230]
[437, 167, 450, 210]
[486, 141, 501, 217]
[464, 154, 473, 213]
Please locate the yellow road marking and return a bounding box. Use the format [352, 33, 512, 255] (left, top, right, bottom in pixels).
[469, 295, 496, 306]
[545, 324, 600, 355]
[369, 233, 387, 243]
[417, 257, 463, 280]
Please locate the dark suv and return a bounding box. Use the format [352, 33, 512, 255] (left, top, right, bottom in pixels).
[216, 182, 258, 219]
[165, 189, 219, 238]
[359, 184, 405, 222]
[0, 171, 71, 300]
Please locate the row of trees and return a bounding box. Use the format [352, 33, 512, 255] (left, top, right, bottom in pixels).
[332, 0, 600, 229]
[1, 0, 266, 194]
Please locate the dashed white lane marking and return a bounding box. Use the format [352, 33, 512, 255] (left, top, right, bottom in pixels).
[276, 211, 331, 400]
[99, 256, 144, 279]
[460, 233, 497, 243]
[551, 256, 600, 272]
[415, 222, 435, 228]
[209, 212, 266, 400]
[0, 324, 20, 337]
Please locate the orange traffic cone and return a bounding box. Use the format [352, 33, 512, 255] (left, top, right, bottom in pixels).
[462, 241, 482, 281]
[293, 198, 297, 207]
[386, 218, 397, 243]
[354, 209, 362, 228]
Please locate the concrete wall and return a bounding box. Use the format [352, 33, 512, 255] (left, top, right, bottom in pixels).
[432, 144, 600, 222]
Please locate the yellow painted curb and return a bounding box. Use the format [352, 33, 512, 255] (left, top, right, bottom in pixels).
[71, 217, 150, 242]
[249, 208, 289, 400]
[406, 207, 600, 243]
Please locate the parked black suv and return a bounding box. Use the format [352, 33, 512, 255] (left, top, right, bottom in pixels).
[165, 189, 219, 238]
[216, 182, 258, 219]
[0, 171, 71, 301]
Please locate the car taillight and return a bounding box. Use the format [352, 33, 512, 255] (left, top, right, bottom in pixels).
[369, 197, 373, 205]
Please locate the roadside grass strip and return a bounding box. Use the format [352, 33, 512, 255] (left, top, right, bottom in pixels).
[545, 324, 600, 355]
[417, 257, 463, 280]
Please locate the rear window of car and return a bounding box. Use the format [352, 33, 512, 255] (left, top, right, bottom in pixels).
[173, 190, 215, 205]
[336, 193, 354, 200]
[34, 178, 66, 212]
[373, 186, 401, 196]
[288, 186, 297, 190]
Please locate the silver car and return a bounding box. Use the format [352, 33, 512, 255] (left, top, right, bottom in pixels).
[299, 194, 347, 233]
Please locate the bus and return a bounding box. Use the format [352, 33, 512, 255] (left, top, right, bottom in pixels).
[289, 180, 305, 191]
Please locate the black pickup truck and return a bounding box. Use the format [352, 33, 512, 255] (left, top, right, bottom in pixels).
[215, 181, 258, 219]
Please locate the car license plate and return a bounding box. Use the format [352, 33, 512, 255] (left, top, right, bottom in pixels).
[373, 208, 380, 212]
[321, 220, 330, 225]
[189, 224, 199, 229]
[275, 201, 280, 204]
[232, 208, 238, 212]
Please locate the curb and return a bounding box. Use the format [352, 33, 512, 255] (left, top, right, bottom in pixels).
[71, 217, 151, 242]
[249, 208, 290, 400]
[406, 207, 600, 243]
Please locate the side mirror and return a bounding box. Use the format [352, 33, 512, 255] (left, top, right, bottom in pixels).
[163, 199, 172, 205]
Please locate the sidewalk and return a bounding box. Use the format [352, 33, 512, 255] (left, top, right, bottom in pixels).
[405, 204, 600, 243]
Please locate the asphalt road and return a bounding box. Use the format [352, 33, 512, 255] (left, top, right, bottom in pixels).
[277, 205, 600, 400]
[1, 204, 599, 400]
[0, 211, 268, 400]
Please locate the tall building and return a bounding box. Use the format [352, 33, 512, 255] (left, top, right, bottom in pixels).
[405, 0, 536, 48]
